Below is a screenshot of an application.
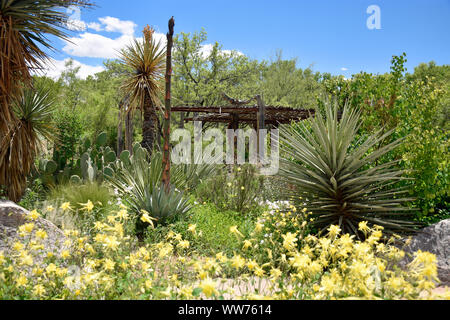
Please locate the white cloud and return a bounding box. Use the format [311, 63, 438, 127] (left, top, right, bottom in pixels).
[98, 16, 136, 36]
[87, 22, 103, 32]
[63, 16, 167, 59]
[341, 67, 348, 71]
[63, 16, 244, 61]
[37, 58, 104, 80]
[63, 32, 135, 59]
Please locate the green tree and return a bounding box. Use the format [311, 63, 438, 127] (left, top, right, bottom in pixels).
[172, 30, 262, 126]
[261, 51, 324, 109]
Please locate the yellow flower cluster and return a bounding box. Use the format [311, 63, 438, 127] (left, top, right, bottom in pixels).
[0, 203, 448, 300]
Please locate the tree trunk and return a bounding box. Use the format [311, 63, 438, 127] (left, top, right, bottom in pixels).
[141, 91, 157, 157]
[125, 106, 134, 154]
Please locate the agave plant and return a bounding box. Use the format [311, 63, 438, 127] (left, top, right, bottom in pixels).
[106, 144, 216, 227]
[137, 185, 193, 227]
[279, 102, 419, 238]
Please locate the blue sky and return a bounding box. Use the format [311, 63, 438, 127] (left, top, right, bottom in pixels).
[45, 0, 450, 79]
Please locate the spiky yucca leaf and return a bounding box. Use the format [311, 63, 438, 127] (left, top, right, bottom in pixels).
[119, 27, 166, 112]
[0, 88, 56, 201]
[279, 103, 419, 238]
[0, 0, 93, 201]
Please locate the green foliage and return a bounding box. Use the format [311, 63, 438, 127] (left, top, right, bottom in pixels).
[172, 30, 261, 110]
[18, 179, 45, 210]
[323, 54, 449, 219]
[148, 204, 255, 256]
[196, 164, 265, 214]
[261, 51, 324, 108]
[279, 102, 420, 238]
[53, 107, 84, 169]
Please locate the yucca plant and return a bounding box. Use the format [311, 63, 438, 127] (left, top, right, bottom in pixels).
[1, 88, 57, 201]
[119, 26, 166, 156]
[0, 0, 93, 201]
[279, 102, 420, 239]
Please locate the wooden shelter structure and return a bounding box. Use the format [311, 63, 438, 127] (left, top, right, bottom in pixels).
[172, 94, 316, 131]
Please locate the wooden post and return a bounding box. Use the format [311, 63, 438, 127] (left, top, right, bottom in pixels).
[255, 95, 266, 163]
[162, 17, 175, 191]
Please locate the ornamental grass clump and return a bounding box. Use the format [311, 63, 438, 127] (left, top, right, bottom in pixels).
[279, 102, 420, 238]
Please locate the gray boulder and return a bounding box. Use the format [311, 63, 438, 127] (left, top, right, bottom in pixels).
[400, 219, 450, 286]
[0, 200, 66, 257]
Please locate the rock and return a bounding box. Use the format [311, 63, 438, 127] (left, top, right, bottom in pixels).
[0, 200, 66, 258]
[400, 219, 450, 286]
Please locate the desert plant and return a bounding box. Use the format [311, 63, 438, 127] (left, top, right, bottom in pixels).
[136, 184, 192, 228]
[0, 0, 93, 201]
[106, 144, 215, 230]
[0, 88, 56, 201]
[279, 102, 420, 238]
[119, 26, 166, 156]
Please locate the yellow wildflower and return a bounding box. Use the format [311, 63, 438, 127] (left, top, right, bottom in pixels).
[177, 240, 190, 249]
[103, 259, 115, 271]
[188, 224, 197, 235]
[79, 200, 94, 212]
[242, 240, 252, 250]
[28, 210, 40, 220]
[282, 232, 297, 251]
[60, 202, 72, 211]
[16, 274, 28, 287]
[199, 278, 217, 298]
[229, 225, 243, 238]
[35, 229, 48, 240]
[231, 255, 246, 270]
[61, 250, 70, 259]
[140, 210, 156, 227]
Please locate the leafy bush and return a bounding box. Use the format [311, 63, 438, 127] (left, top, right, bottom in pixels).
[279, 102, 419, 238]
[53, 108, 84, 170]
